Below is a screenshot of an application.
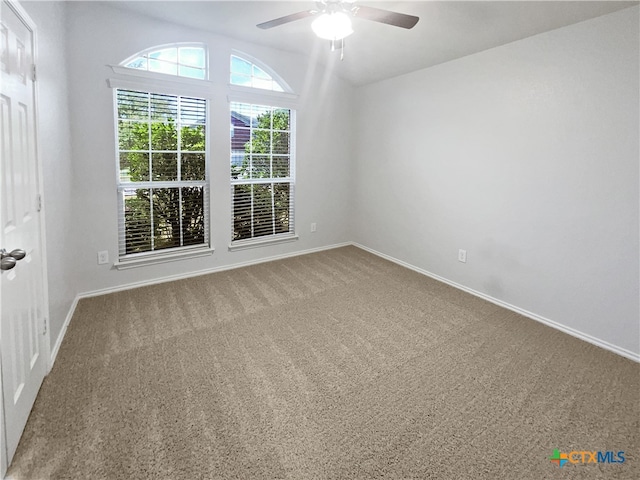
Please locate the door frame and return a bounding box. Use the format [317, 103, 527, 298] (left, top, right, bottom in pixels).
[0, 0, 51, 476]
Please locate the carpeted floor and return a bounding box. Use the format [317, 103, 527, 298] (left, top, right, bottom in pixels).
[8, 246, 639, 479]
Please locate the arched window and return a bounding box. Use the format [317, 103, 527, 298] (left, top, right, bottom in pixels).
[228, 54, 297, 248]
[230, 54, 287, 92]
[122, 43, 207, 80]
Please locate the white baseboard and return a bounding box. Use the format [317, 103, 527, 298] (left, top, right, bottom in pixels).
[49, 295, 80, 371]
[49, 242, 352, 367]
[353, 243, 640, 363]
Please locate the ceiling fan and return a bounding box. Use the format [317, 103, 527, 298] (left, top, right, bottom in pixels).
[257, 1, 419, 58]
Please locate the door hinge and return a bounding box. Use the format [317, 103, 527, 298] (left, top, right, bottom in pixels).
[37, 193, 42, 212]
[43, 317, 47, 335]
[32, 64, 36, 82]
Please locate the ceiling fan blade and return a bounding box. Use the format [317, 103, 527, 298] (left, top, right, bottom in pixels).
[353, 5, 419, 29]
[257, 10, 315, 29]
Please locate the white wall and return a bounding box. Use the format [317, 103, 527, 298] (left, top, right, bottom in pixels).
[63, 2, 354, 295]
[353, 7, 639, 356]
[21, 1, 76, 352]
[25, 1, 639, 360]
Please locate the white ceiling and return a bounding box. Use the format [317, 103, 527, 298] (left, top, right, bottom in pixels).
[107, 0, 638, 86]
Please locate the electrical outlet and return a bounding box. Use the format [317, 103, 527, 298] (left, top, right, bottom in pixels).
[97, 250, 109, 265]
[311, 222, 317, 233]
[458, 249, 467, 263]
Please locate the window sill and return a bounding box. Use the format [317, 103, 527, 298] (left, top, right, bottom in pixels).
[228, 234, 298, 252]
[114, 246, 214, 270]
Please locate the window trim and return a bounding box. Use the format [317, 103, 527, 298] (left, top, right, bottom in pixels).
[108, 71, 214, 98]
[228, 233, 299, 252]
[114, 245, 214, 270]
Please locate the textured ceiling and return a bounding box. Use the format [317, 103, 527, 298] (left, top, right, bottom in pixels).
[107, 1, 638, 85]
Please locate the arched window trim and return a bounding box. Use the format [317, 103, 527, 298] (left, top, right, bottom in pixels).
[116, 42, 209, 80]
[230, 50, 294, 95]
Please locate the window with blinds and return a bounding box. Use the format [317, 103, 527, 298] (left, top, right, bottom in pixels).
[116, 89, 208, 257]
[230, 102, 294, 243]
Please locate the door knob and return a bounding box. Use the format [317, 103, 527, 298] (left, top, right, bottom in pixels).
[0, 248, 26, 260]
[8, 249, 26, 260]
[1, 256, 16, 270]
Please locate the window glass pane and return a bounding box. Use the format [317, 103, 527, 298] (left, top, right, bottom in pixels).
[125, 57, 147, 70]
[272, 156, 289, 178]
[231, 128, 250, 153]
[150, 122, 177, 151]
[233, 184, 252, 241]
[152, 187, 180, 250]
[230, 73, 251, 87]
[150, 93, 178, 120]
[149, 58, 178, 76]
[149, 48, 177, 62]
[231, 102, 253, 119]
[231, 55, 252, 75]
[124, 188, 152, 254]
[273, 109, 290, 130]
[180, 97, 206, 130]
[181, 125, 205, 151]
[230, 55, 286, 92]
[252, 183, 274, 238]
[181, 153, 205, 181]
[252, 65, 271, 80]
[252, 78, 275, 90]
[151, 152, 178, 181]
[252, 155, 270, 179]
[179, 47, 205, 67]
[250, 129, 271, 154]
[178, 65, 205, 79]
[273, 183, 290, 234]
[118, 121, 149, 151]
[117, 90, 149, 120]
[251, 104, 271, 121]
[272, 131, 290, 155]
[182, 186, 205, 245]
[120, 152, 149, 182]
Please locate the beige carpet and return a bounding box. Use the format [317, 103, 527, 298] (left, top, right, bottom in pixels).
[8, 246, 639, 479]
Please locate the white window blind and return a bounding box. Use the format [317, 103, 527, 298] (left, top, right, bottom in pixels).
[116, 89, 208, 257]
[230, 102, 294, 243]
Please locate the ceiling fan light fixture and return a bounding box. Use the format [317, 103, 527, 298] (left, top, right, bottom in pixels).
[311, 11, 353, 41]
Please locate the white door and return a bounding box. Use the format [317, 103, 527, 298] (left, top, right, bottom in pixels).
[0, 0, 47, 472]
